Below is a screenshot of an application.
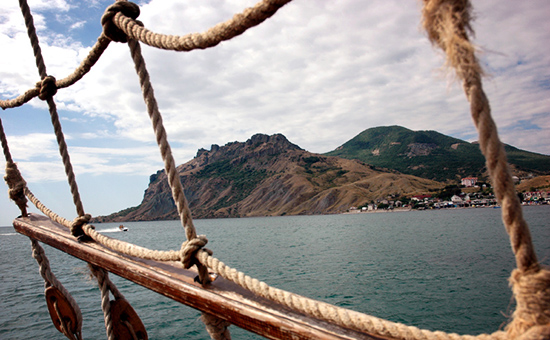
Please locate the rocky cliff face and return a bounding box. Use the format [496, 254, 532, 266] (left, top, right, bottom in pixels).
[95, 133, 442, 222]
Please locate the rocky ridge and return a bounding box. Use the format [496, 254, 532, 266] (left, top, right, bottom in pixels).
[95, 133, 442, 222]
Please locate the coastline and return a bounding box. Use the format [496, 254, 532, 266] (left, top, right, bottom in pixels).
[343, 203, 549, 215]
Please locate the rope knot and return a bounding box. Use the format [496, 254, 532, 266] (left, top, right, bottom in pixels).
[181, 235, 212, 269]
[101, 2, 140, 43]
[37, 76, 57, 100]
[506, 268, 550, 339]
[4, 161, 28, 216]
[70, 214, 92, 239]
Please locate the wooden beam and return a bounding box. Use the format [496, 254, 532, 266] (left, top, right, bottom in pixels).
[14, 214, 389, 340]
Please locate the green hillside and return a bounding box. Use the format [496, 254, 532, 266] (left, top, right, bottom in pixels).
[325, 126, 550, 183]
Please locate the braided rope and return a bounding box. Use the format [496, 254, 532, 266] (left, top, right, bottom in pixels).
[112, 0, 291, 51]
[46, 97, 87, 220]
[4, 161, 28, 216]
[421, 1, 548, 339]
[122, 33, 230, 339]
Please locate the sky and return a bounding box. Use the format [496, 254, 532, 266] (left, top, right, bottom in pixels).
[1, 0, 549, 226]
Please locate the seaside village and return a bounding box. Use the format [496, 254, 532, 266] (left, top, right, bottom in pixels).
[349, 176, 550, 213]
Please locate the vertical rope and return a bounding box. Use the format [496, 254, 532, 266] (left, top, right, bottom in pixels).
[421, 1, 549, 338]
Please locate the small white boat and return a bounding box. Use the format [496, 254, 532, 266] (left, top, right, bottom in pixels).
[119, 225, 128, 232]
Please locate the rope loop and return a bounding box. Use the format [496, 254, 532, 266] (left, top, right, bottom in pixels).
[101, 2, 141, 43]
[506, 268, 550, 340]
[70, 214, 92, 239]
[37, 75, 57, 100]
[4, 161, 28, 216]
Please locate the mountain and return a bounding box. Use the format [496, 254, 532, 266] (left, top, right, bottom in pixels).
[94, 133, 443, 222]
[325, 126, 550, 182]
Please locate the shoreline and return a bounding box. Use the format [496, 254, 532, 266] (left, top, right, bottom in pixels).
[343, 203, 549, 215]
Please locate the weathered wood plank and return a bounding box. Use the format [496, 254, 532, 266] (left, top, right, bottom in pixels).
[14, 214, 389, 340]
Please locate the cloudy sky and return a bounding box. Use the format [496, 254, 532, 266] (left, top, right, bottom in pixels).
[1, 0, 549, 226]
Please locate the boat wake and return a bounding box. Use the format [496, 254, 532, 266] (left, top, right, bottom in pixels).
[100, 227, 125, 233]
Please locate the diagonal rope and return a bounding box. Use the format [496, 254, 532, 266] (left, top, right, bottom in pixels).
[112, 0, 292, 52]
[18, 0, 86, 220]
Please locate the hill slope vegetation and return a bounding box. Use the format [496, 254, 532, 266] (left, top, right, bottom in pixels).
[325, 126, 550, 182]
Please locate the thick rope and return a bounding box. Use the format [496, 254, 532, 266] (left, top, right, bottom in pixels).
[507, 269, 550, 340]
[0, 0, 291, 110]
[46, 96, 87, 222]
[89, 264, 130, 340]
[31, 239, 83, 340]
[112, 0, 291, 52]
[421, 1, 548, 339]
[26, 187, 72, 226]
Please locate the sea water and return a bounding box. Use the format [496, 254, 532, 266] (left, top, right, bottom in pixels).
[1, 206, 549, 339]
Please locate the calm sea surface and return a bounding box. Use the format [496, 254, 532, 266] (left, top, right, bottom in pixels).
[1, 206, 549, 339]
